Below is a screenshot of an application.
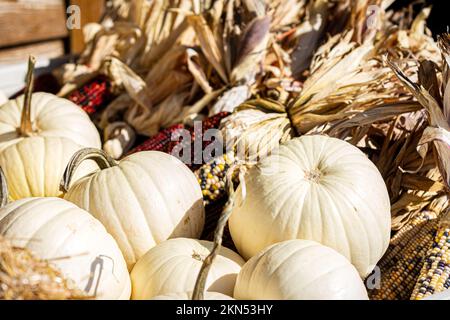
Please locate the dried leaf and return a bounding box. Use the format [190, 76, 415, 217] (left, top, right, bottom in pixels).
[402, 173, 445, 194]
[126, 91, 190, 136]
[186, 48, 213, 93]
[328, 102, 422, 137]
[209, 85, 251, 116]
[388, 57, 450, 190]
[105, 57, 153, 110]
[243, 0, 266, 17]
[231, 16, 271, 84]
[417, 127, 450, 190]
[188, 15, 228, 83]
[418, 60, 441, 107]
[291, 0, 328, 76]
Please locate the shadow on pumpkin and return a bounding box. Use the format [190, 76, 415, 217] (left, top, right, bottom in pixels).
[84, 254, 118, 298]
[168, 198, 205, 240]
[0, 131, 20, 144]
[207, 273, 238, 297]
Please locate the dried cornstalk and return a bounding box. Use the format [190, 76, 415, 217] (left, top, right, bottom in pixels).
[387, 34, 450, 192]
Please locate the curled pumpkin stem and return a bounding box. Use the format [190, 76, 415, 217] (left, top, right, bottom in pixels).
[60, 148, 118, 193]
[20, 56, 36, 136]
[192, 162, 246, 300]
[0, 167, 9, 208]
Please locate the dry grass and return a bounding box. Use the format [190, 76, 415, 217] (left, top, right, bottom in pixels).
[0, 237, 86, 300]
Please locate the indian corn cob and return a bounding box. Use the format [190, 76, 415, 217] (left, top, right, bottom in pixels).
[195, 152, 236, 206]
[67, 76, 114, 116]
[369, 211, 439, 300]
[128, 124, 185, 155]
[411, 215, 450, 300]
[201, 197, 237, 252]
[169, 112, 230, 170]
[129, 112, 230, 168]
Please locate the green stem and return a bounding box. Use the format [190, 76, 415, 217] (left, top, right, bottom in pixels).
[0, 167, 9, 208]
[60, 148, 118, 193]
[20, 56, 36, 136]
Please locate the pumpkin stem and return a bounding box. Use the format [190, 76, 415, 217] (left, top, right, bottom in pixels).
[192, 163, 244, 300]
[60, 148, 118, 193]
[0, 167, 9, 208]
[20, 56, 36, 136]
[192, 195, 235, 300]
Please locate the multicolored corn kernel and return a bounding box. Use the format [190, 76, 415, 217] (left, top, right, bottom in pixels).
[411, 226, 450, 300]
[67, 76, 114, 115]
[369, 211, 439, 300]
[195, 153, 235, 206]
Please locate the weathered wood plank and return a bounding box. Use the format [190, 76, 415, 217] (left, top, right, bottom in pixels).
[0, 0, 68, 48]
[0, 40, 64, 64]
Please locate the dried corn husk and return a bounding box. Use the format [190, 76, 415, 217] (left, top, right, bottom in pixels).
[221, 99, 292, 163]
[58, 0, 279, 137]
[387, 34, 450, 192]
[290, 0, 328, 76]
[103, 121, 137, 159]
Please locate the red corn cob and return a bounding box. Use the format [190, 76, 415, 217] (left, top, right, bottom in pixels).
[188, 111, 230, 170]
[128, 124, 186, 154]
[67, 76, 114, 116]
[128, 112, 230, 169]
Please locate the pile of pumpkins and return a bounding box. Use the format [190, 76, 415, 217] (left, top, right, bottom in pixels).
[0, 71, 392, 300]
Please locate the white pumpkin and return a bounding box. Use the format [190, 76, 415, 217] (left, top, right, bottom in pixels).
[0, 92, 101, 152]
[234, 240, 369, 300]
[0, 136, 96, 200]
[0, 90, 7, 106]
[151, 291, 234, 300]
[130, 238, 244, 299]
[63, 149, 205, 268]
[229, 135, 391, 277]
[0, 197, 131, 300]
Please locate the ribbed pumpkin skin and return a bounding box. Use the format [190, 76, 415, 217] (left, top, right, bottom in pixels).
[64, 151, 205, 269]
[151, 292, 234, 300]
[0, 197, 131, 300]
[0, 92, 101, 151]
[0, 136, 96, 200]
[130, 238, 244, 299]
[234, 240, 369, 300]
[229, 135, 391, 277]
